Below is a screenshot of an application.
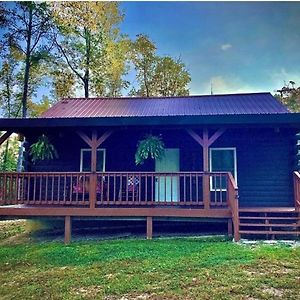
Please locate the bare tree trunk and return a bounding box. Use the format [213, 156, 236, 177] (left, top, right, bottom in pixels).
[84, 78, 89, 98]
[19, 6, 33, 171]
[84, 27, 90, 98]
[21, 5, 33, 118]
[143, 65, 150, 97]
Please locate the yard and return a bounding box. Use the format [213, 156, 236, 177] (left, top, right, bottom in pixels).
[0, 220, 299, 300]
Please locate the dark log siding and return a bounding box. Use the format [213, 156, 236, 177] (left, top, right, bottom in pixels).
[27, 127, 295, 207]
[212, 128, 294, 207]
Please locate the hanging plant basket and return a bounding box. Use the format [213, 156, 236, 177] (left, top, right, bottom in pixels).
[135, 134, 165, 165]
[29, 134, 58, 164]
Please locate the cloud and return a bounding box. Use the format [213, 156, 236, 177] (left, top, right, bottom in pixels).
[220, 43, 232, 51]
[190, 75, 265, 95]
[270, 68, 300, 90]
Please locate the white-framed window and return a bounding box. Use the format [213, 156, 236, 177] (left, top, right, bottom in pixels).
[80, 149, 106, 172]
[209, 148, 237, 190]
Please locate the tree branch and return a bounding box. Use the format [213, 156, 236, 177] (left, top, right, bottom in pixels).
[55, 41, 84, 82]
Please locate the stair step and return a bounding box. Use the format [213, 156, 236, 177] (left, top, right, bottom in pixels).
[239, 223, 299, 227]
[239, 230, 300, 235]
[239, 207, 297, 213]
[239, 216, 299, 220]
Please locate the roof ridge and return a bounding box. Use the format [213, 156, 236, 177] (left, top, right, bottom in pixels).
[60, 92, 272, 102]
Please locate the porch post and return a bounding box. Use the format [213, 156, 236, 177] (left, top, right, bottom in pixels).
[90, 130, 98, 209]
[147, 217, 153, 239]
[64, 216, 72, 244]
[77, 130, 114, 208]
[227, 219, 233, 236]
[202, 129, 210, 209]
[187, 128, 226, 210]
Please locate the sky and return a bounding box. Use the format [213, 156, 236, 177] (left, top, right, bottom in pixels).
[120, 1, 300, 95]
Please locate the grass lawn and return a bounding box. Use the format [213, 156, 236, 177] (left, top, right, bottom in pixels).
[0, 220, 299, 300]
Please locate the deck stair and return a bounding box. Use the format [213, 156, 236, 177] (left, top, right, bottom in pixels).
[238, 207, 300, 239]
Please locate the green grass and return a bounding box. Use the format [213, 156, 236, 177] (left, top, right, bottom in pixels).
[0, 221, 299, 299]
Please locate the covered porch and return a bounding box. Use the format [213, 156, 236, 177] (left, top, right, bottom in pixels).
[1, 102, 300, 242]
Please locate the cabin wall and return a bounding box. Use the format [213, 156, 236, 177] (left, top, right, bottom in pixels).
[27, 126, 295, 207]
[213, 128, 294, 207]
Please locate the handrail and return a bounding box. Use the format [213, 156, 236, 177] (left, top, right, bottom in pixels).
[293, 171, 300, 209]
[0, 171, 233, 210]
[0, 171, 231, 175]
[227, 172, 240, 242]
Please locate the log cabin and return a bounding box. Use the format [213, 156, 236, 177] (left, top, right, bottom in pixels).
[0, 92, 300, 243]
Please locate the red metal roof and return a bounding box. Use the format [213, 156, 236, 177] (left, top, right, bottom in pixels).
[41, 93, 289, 119]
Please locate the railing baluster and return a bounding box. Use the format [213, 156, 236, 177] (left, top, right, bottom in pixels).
[183, 173, 186, 204]
[139, 173, 141, 204]
[170, 173, 173, 204]
[220, 174, 223, 206]
[3, 174, 7, 204]
[145, 174, 148, 204]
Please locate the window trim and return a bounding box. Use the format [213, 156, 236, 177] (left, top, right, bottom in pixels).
[209, 147, 237, 191]
[80, 148, 106, 172]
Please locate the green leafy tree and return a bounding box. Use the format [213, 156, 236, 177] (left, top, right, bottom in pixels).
[51, 1, 127, 98]
[276, 81, 300, 112]
[0, 133, 18, 171]
[0, 49, 22, 118]
[131, 34, 157, 97]
[2, 1, 53, 118]
[152, 56, 191, 96]
[130, 35, 191, 97]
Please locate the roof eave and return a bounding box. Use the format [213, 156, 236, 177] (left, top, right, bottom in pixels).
[1, 113, 300, 131]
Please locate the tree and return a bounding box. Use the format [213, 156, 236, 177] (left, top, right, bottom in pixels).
[51, 68, 76, 99]
[130, 34, 191, 97]
[0, 132, 18, 171]
[151, 56, 191, 96]
[130, 34, 157, 97]
[28, 96, 52, 117]
[2, 2, 53, 118]
[0, 49, 22, 118]
[276, 81, 300, 112]
[51, 1, 127, 98]
[94, 38, 131, 97]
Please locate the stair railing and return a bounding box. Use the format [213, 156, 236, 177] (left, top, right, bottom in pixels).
[293, 171, 300, 211]
[227, 172, 240, 241]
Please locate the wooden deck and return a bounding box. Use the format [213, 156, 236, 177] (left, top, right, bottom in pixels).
[0, 171, 239, 242]
[1, 171, 299, 243]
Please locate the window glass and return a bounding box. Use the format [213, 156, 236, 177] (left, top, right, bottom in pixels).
[211, 149, 235, 174]
[210, 148, 236, 189]
[81, 149, 105, 172]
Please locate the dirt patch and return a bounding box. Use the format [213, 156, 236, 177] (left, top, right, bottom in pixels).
[71, 285, 103, 298]
[262, 286, 284, 297]
[105, 294, 154, 300]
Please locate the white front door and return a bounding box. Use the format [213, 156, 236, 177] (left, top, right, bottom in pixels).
[155, 148, 180, 202]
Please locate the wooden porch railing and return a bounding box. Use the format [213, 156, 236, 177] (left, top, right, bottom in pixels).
[0, 172, 91, 206]
[0, 171, 236, 209]
[293, 171, 300, 210]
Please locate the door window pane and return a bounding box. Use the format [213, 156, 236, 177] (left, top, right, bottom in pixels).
[210, 148, 236, 189]
[81, 149, 105, 172]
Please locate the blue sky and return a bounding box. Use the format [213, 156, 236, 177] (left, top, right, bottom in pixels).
[120, 1, 300, 95]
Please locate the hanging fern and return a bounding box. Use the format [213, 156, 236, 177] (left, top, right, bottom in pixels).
[135, 134, 165, 165]
[29, 134, 58, 164]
